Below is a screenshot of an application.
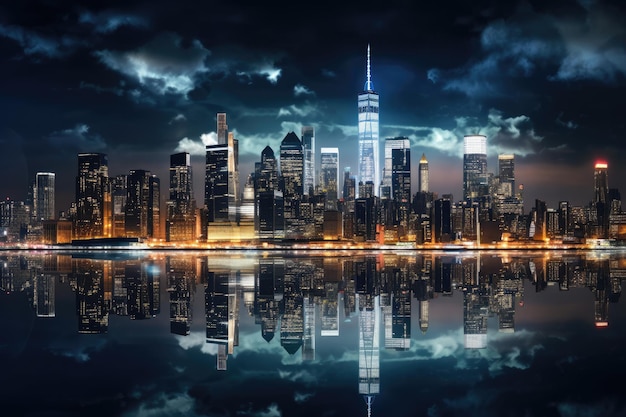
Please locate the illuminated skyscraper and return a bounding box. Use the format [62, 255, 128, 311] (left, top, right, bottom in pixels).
[34, 172, 55, 222]
[125, 170, 160, 239]
[279, 132, 304, 238]
[389, 137, 411, 203]
[498, 154, 515, 198]
[75, 153, 109, 239]
[383, 137, 409, 197]
[463, 135, 488, 201]
[320, 147, 339, 210]
[594, 162, 608, 204]
[302, 126, 315, 196]
[358, 44, 380, 196]
[418, 153, 429, 193]
[166, 152, 196, 242]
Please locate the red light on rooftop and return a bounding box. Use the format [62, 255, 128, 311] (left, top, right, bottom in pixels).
[595, 161, 608, 169]
[595, 321, 609, 328]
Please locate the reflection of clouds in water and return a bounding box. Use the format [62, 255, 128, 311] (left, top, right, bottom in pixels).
[120, 392, 204, 417]
[277, 369, 317, 385]
[294, 391, 315, 403]
[48, 337, 107, 363]
[175, 330, 303, 365]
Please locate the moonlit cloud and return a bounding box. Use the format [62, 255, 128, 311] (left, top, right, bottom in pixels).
[174, 132, 217, 156]
[121, 392, 201, 417]
[294, 391, 315, 403]
[168, 113, 187, 124]
[78, 10, 149, 33]
[0, 24, 84, 58]
[47, 124, 107, 151]
[293, 84, 315, 96]
[174, 332, 219, 355]
[95, 32, 210, 96]
[388, 109, 543, 158]
[277, 103, 319, 118]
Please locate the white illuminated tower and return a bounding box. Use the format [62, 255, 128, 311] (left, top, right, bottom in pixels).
[301, 126, 315, 196]
[419, 153, 429, 193]
[34, 172, 55, 221]
[463, 135, 488, 201]
[358, 44, 380, 196]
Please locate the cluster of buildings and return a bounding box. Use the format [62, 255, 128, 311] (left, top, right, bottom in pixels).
[1, 47, 624, 246]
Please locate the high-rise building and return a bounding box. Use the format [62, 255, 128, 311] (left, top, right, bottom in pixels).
[418, 153, 429, 193]
[302, 126, 315, 196]
[320, 147, 339, 210]
[166, 152, 196, 242]
[594, 162, 608, 204]
[463, 135, 488, 201]
[217, 112, 228, 145]
[75, 153, 109, 239]
[386, 137, 411, 202]
[498, 154, 515, 198]
[280, 132, 304, 238]
[358, 44, 380, 197]
[383, 137, 409, 197]
[34, 172, 55, 222]
[110, 175, 127, 237]
[255, 146, 284, 240]
[343, 167, 356, 212]
[125, 169, 160, 239]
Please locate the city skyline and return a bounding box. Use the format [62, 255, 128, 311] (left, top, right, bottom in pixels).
[1, 1, 625, 213]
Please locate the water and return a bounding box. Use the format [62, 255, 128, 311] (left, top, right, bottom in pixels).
[1, 249, 625, 417]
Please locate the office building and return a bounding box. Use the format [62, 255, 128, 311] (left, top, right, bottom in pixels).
[302, 126, 315, 196]
[320, 147, 339, 210]
[462, 135, 488, 201]
[166, 152, 196, 242]
[498, 154, 515, 198]
[358, 44, 380, 196]
[125, 169, 160, 239]
[383, 137, 409, 198]
[33, 172, 55, 222]
[75, 153, 109, 239]
[419, 153, 429, 193]
[279, 132, 304, 238]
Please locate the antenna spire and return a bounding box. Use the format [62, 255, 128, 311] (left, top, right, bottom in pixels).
[364, 44, 374, 91]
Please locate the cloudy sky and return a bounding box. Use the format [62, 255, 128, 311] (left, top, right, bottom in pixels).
[1, 0, 625, 212]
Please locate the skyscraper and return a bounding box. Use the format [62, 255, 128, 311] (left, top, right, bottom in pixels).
[594, 162, 608, 204]
[418, 153, 429, 193]
[463, 135, 488, 201]
[75, 153, 109, 239]
[498, 154, 515, 198]
[217, 112, 228, 145]
[255, 146, 284, 240]
[358, 44, 380, 197]
[166, 152, 196, 242]
[280, 132, 304, 238]
[34, 172, 55, 222]
[125, 169, 160, 239]
[383, 137, 409, 198]
[301, 126, 315, 196]
[320, 147, 339, 210]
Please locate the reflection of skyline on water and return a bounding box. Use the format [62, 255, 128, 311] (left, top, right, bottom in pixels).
[1, 250, 625, 417]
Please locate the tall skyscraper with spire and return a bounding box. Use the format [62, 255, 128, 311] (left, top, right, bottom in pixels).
[358, 44, 380, 197]
[419, 154, 429, 193]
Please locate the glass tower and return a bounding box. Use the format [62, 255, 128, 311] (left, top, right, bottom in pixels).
[419, 153, 429, 193]
[75, 153, 109, 239]
[358, 44, 380, 197]
[301, 126, 315, 196]
[166, 152, 196, 242]
[462, 135, 488, 201]
[320, 147, 339, 210]
[34, 172, 55, 222]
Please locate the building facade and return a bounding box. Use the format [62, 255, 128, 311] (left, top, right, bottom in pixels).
[358, 44, 380, 197]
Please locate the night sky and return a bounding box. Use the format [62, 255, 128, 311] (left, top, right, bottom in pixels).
[1, 0, 625, 212]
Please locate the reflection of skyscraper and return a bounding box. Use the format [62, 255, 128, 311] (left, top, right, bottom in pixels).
[167, 257, 195, 336]
[34, 274, 55, 317]
[358, 294, 380, 414]
[75, 261, 108, 334]
[358, 44, 380, 197]
[320, 147, 339, 210]
[302, 126, 315, 196]
[255, 258, 284, 343]
[206, 271, 230, 369]
[463, 135, 488, 201]
[302, 294, 316, 361]
[34, 172, 55, 222]
[281, 261, 304, 355]
[462, 257, 488, 349]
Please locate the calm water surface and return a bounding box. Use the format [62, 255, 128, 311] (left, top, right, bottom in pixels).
[1, 249, 626, 417]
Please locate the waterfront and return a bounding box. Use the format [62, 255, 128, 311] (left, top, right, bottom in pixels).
[1, 249, 626, 417]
